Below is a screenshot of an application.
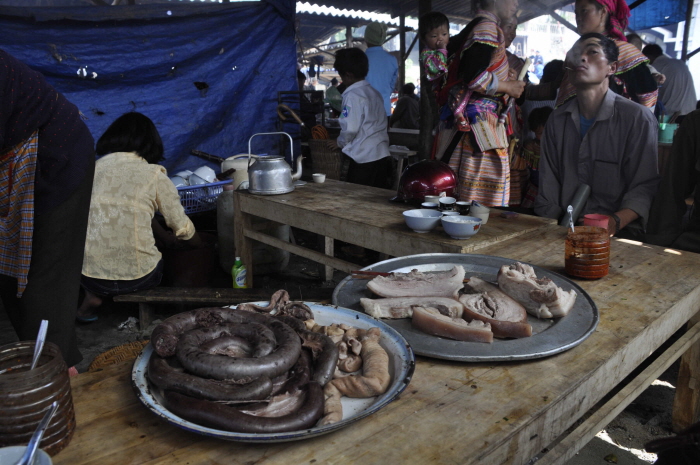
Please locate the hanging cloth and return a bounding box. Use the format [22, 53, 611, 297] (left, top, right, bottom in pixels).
[0, 131, 38, 297]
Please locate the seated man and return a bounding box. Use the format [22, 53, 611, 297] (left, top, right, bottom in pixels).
[390, 83, 420, 129]
[645, 109, 700, 253]
[535, 33, 659, 240]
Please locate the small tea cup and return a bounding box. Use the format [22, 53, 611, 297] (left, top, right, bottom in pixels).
[439, 196, 457, 211]
[312, 173, 326, 183]
[583, 214, 610, 231]
[456, 201, 471, 215]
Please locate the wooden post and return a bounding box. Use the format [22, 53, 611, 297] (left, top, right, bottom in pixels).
[233, 191, 255, 288]
[418, 0, 435, 160]
[672, 310, 700, 431]
[399, 14, 406, 91]
[681, 0, 693, 60]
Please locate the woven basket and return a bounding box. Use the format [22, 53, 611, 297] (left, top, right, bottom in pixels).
[307, 139, 344, 180]
[88, 340, 149, 372]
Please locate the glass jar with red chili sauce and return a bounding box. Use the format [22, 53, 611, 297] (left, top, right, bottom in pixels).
[565, 226, 610, 279]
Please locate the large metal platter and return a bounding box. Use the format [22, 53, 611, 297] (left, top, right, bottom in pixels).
[332, 253, 598, 362]
[132, 303, 415, 443]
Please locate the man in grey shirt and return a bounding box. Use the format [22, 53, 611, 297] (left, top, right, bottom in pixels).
[535, 33, 659, 240]
[643, 44, 696, 118]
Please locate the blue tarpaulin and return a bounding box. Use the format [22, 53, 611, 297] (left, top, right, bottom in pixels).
[627, 0, 688, 31]
[0, 1, 299, 173]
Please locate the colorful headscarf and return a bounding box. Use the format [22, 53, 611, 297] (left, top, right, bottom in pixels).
[594, 0, 631, 42]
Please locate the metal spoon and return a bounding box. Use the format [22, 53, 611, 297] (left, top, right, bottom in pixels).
[30, 320, 48, 371]
[567, 205, 575, 233]
[14, 400, 58, 465]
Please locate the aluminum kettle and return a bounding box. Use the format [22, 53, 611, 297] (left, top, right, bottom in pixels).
[246, 132, 303, 195]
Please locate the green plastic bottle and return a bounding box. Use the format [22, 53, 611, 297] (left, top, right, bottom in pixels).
[232, 257, 247, 288]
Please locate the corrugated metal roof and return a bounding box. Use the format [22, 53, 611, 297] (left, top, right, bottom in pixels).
[295, 0, 577, 58]
[299, 0, 575, 26]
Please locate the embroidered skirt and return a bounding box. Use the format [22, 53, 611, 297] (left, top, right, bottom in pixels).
[448, 132, 510, 207]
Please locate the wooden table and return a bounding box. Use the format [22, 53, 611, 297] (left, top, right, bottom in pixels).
[233, 179, 555, 286]
[54, 226, 700, 464]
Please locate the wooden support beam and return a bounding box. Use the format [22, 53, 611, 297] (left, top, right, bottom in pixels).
[672, 311, 700, 431]
[418, 0, 435, 160]
[682, 0, 693, 61]
[688, 46, 700, 60]
[406, 34, 418, 60]
[535, 321, 700, 464]
[399, 14, 406, 91]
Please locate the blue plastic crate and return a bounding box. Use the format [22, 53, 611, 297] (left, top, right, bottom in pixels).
[176, 179, 232, 215]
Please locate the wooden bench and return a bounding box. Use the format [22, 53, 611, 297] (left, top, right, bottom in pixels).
[113, 287, 334, 329]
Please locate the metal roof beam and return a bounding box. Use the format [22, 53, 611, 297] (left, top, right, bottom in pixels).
[529, 0, 578, 34]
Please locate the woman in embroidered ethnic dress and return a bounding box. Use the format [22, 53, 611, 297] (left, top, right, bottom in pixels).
[558, 0, 658, 109]
[436, 0, 525, 207]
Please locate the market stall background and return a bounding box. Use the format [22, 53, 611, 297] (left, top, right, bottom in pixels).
[0, 0, 692, 170]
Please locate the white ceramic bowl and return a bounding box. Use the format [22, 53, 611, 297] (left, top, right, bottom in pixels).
[193, 165, 217, 183]
[469, 204, 490, 224]
[175, 170, 193, 179]
[471, 212, 489, 224]
[188, 173, 207, 186]
[0, 446, 53, 465]
[403, 209, 443, 233]
[170, 175, 188, 187]
[441, 215, 483, 239]
[312, 173, 326, 183]
[441, 211, 460, 216]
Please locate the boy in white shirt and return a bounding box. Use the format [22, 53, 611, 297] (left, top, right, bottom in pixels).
[333, 48, 391, 188]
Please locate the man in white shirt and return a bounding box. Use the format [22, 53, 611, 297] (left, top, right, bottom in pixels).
[334, 47, 391, 188]
[642, 44, 697, 117]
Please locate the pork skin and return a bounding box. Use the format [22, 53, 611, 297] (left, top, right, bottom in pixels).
[360, 297, 464, 319]
[366, 265, 466, 298]
[411, 306, 493, 343]
[497, 263, 577, 319]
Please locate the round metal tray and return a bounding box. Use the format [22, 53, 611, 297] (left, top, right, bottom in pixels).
[132, 303, 415, 443]
[332, 253, 599, 362]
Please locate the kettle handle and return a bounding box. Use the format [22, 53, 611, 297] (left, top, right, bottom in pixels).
[248, 132, 295, 162]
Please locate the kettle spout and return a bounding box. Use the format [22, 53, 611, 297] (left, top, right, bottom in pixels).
[291, 155, 304, 181]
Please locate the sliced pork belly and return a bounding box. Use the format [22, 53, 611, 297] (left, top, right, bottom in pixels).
[457, 277, 532, 339]
[411, 306, 493, 343]
[366, 265, 466, 298]
[497, 262, 577, 319]
[360, 297, 463, 319]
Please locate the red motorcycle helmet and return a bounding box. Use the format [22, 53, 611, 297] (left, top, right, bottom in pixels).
[390, 160, 457, 204]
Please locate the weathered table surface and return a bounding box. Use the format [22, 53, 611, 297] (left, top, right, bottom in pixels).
[233, 179, 555, 286]
[54, 226, 700, 465]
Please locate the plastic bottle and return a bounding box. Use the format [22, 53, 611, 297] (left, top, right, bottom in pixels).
[232, 257, 247, 288]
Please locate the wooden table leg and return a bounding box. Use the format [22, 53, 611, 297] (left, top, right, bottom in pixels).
[138, 303, 153, 330]
[392, 155, 405, 191]
[233, 192, 255, 288]
[323, 236, 334, 281]
[672, 310, 700, 431]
